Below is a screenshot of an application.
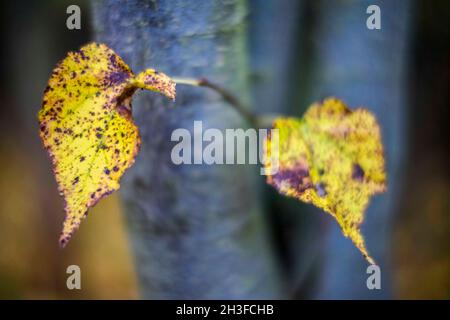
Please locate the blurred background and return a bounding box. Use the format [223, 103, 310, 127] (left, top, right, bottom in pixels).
[0, 0, 448, 299]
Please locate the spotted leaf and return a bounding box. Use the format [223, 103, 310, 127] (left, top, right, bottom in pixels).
[265, 98, 386, 264]
[38, 43, 175, 246]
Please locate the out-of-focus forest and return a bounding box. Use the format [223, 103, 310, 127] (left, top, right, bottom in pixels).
[0, 0, 448, 299]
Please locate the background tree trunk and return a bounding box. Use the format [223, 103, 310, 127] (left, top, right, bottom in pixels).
[306, 0, 414, 299]
[247, 0, 324, 298]
[91, 0, 283, 299]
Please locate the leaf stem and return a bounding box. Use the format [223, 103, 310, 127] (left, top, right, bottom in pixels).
[173, 77, 260, 127]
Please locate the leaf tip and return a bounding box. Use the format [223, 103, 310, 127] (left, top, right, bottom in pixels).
[59, 233, 71, 248]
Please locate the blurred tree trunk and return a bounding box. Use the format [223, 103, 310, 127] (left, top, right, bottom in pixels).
[91, 0, 283, 299]
[306, 0, 414, 299]
[247, 0, 324, 298]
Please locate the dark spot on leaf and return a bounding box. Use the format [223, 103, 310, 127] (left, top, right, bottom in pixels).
[272, 165, 312, 193]
[316, 183, 327, 197]
[352, 163, 365, 181]
[106, 71, 129, 85]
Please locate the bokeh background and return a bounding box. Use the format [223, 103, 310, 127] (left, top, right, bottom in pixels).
[0, 0, 448, 299]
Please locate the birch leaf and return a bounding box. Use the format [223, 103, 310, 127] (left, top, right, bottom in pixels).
[265, 98, 386, 264]
[38, 43, 175, 247]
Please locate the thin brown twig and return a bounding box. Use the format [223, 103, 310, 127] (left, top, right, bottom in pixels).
[172, 77, 259, 127]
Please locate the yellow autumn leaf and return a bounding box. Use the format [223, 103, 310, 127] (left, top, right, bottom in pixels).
[38, 43, 175, 247]
[265, 98, 386, 264]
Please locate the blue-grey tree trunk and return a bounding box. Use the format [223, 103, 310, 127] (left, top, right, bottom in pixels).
[91, 0, 283, 299]
[307, 0, 413, 299]
[247, 0, 323, 298]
